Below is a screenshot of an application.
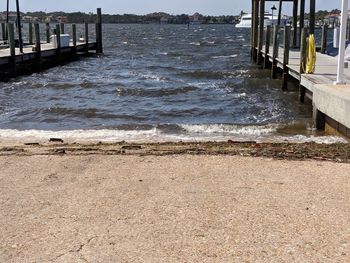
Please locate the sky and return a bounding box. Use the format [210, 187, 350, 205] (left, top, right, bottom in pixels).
[6, 1, 344, 16]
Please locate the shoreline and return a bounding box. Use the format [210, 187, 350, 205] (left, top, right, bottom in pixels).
[1, 141, 349, 163]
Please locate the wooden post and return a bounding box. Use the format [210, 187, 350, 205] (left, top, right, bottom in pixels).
[15, 0, 23, 53]
[277, 0, 283, 25]
[348, 21, 350, 40]
[299, 0, 305, 47]
[1, 23, 6, 40]
[60, 23, 65, 34]
[85, 22, 89, 54]
[282, 26, 290, 90]
[7, 23, 16, 74]
[257, 0, 265, 65]
[292, 0, 298, 47]
[253, 0, 259, 61]
[299, 28, 307, 102]
[72, 24, 77, 47]
[72, 24, 77, 57]
[96, 8, 103, 54]
[271, 25, 279, 79]
[309, 0, 316, 34]
[28, 22, 33, 45]
[321, 25, 328, 54]
[34, 23, 41, 69]
[250, 0, 255, 58]
[264, 25, 271, 69]
[56, 24, 62, 62]
[46, 23, 50, 43]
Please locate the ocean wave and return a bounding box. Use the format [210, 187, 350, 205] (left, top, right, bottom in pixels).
[0, 126, 347, 144]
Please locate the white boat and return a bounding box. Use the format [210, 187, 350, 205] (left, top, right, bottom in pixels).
[236, 12, 289, 28]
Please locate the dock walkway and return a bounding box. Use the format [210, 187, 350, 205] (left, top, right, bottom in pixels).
[259, 45, 350, 137]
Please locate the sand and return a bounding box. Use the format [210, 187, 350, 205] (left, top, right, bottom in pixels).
[1, 143, 350, 262]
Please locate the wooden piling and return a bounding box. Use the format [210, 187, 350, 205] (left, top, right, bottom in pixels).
[299, 0, 305, 47]
[309, 0, 316, 34]
[60, 23, 65, 34]
[55, 24, 62, 62]
[271, 25, 279, 79]
[299, 28, 307, 103]
[263, 25, 271, 69]
[250, 0, 255, 58]
[72, 24, 77, 47]
[28, 22, 33, 45]
[292, 0, 298, 47]
[96, 8, 103, 54]
[257, 0, 265, 65]
[72, 24, 77, 57]
[7, 23, 16, 74]
[34, 23, 41, 69]
[85, 22, 89, 54]
[321, 25, 328, 54]
[282, 26, 290, 90]
[46, 23, 50, 43]
[252, 0, 259, 61]
[1, 23, 6, 40]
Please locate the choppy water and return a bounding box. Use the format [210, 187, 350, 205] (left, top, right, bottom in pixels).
[0, 24, 346, 143]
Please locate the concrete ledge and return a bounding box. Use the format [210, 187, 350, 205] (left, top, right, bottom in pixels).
[313, 84, 350, 129]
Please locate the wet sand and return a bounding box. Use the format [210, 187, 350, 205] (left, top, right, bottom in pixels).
[1, 142, 350, 262]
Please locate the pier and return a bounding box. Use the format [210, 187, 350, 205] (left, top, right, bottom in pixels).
[0, 8, 103, 80]
[251, 0, 350, 138]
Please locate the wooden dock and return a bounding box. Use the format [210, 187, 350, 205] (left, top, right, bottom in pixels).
[0, 8, 103, 80]
[251, 0, 350, 138]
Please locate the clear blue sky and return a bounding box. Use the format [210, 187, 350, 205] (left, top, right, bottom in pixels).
[7, 1, 343, 16]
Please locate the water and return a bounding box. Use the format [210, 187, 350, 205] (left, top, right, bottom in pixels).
[0, 24, 346, 143]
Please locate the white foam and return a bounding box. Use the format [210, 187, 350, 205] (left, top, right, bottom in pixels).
[180, 124, 277, 136]
[212, 54, 238, 59]
[0, 126, 347, 144]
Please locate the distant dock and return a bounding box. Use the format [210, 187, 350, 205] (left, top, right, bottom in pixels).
[0, 8, 103, 80]
[251, 0, 350, 138]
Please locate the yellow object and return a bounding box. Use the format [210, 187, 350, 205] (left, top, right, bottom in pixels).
[304, 34, 316, 74]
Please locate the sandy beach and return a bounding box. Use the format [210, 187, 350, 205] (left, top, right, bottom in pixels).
[1, 142, 350, 262]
